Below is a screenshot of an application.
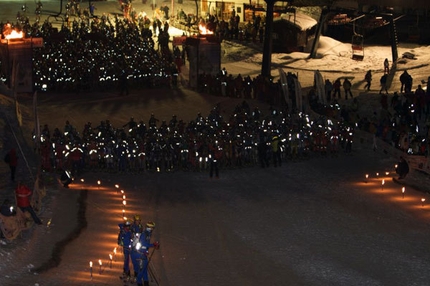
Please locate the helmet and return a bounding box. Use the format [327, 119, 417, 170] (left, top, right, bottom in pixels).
[134, 215, 141, 221]
[146, 221, 155, 228]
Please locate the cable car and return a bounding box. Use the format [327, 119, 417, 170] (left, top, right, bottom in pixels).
[351, 34, 364, 60]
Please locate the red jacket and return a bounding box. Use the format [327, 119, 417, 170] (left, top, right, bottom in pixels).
[16, 184, 32, 208]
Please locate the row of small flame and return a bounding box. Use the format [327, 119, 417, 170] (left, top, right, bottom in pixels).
[87, 181, 123, 279]
[364, 169, 426, 206]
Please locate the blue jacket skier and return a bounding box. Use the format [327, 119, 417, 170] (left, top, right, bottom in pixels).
[118, 221, 133, 279]
[130, 233, 142, 281]
[143, 221, 155, 242]
[131, 214, 143, 234]
[136, 221, 159, 286]
[130, 215, 144, 281]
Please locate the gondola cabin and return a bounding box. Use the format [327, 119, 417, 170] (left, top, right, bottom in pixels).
[351, 33, 364, 60]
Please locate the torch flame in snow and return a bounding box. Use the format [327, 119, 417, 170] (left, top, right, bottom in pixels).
[199, 24, 213, 35]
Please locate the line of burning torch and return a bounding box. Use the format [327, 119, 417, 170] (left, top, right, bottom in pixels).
[364, 166, 427, 207]
[88, 182, 125, 279]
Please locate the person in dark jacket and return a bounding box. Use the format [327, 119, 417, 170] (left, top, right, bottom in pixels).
[5, 148, 18, 181]
[364, 70, 372, 91]
[400, 70, 412, 94]
[379, 74, 388, 94]
[332, 78, 341, 99]
[343, 78, 353, 99]
[396, 156, 409, 179]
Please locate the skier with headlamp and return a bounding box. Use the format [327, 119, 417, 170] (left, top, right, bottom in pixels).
[135, 221, 159, 286]
[118, 220, 133, 281]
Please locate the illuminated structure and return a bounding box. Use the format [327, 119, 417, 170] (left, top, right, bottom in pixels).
[0, 25, 43, 93]
[185, 35, 221, 89]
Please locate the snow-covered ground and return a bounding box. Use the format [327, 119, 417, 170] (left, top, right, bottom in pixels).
[271, 37, 429, 73]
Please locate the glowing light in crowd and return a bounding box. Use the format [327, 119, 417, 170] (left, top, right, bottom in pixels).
[422, 198, 426, 207]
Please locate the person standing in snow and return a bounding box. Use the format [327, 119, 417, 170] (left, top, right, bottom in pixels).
[15, 182, 42, 225]
[364, 70, 372, 91]
[130, 215, 144, 282]
[332, 78, 341, 99]
[89, 2, 96, 17]
[396, 156, 409, 179]
[343, 78, 353, 99]
[209, 140, 222, 179]
[380, 74, 389, 94]
[324, 79, 333, 102]
[135, 221, 159, 286]
[384, 58, 390, 74]
[399, 70, 410, 93]
[4, 148, 18, 182]
[118, 221, 133, 280]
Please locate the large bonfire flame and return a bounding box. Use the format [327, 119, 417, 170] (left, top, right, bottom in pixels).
[199, 24, 213, 35]
[4, 29, 24, 40]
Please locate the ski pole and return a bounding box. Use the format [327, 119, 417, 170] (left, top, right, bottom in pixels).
[143, 248, 156, 272]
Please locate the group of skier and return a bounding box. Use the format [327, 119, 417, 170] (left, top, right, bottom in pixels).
[118, 215, 159, 286]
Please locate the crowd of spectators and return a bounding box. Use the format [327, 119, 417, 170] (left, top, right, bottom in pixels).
[1, 10, 177, 92]
[356, 74, 430, 157]
[1, 11, 267, 95]
[176, 7, 265, 43]
[312, 71, 430, 158]
[34, 101, 354, 176]
[2, 3, 429, 167]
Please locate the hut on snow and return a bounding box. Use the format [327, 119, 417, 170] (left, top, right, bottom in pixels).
[272, 12, 317, 53]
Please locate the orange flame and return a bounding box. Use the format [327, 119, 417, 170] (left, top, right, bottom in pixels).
[199, 24, 213, 35]
[5, 29, 24, 40]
